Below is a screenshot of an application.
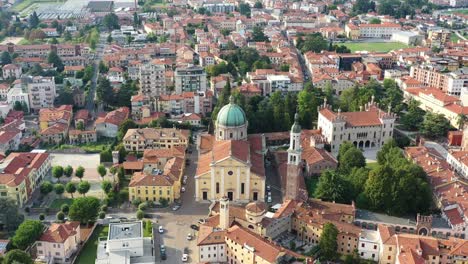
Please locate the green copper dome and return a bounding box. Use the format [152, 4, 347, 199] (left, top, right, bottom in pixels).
[291, 113, 301, 133]
[217, 96, 247, 127]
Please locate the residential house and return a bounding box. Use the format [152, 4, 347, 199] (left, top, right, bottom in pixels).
[95, 107, 130, 138]
[36, 222, 81, 264]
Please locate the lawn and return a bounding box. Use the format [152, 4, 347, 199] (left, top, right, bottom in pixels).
[366, 162, 379, 171]
[446, 8, 468, 15]
[75, 225, 109, 264]
[50, 198, 73, 209]
[343, 42, 409, 53]
[451, 34, 461, 43]
[305, 177, 319, 197]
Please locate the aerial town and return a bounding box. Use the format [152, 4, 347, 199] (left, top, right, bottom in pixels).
[0, 0, 467, 263]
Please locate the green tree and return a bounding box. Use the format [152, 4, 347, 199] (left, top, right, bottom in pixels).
[39, 213, 45, 221]
[352, 0, 375, 14]
[13, 101, 22, 111]
[319, 223, 339, 260]
[420, 112, 451, 139]
[40, 181, 53, 196]
[117, 119, 137, 140]
[47, 50, 64, 72]
[64, 165, 73, 177]
[103, 13, 120, 30]
[29, 11, 40, 28]
[61, 204, 69, 214]
[251, 26, 268, 42]
[296, 33, 329, 53]
[75, 166, 85, 181]
[377, 139, 398, 164]
[56, 211, 65, 221]
[96, 77, 113, 106]
[97, 164, 107, 178]
[1, 51, 11, 65]
[0, 197, 24, 232]
[101, 180, 113, 194]
[457, 114, 466, 129]
[77, 181, 91, 196]
[369, 18, 381, 24]
[136, 209, 144, 220]
[69, 197, 100, 224]
[64, 31, 72, 41]
[54, 183, 65, 196]
[65, 182, 76, 198]
[12, 220, 44, 250]
[314, 170, 349, 203]
[76, 121, 85, 131]
[280, 64, 289, 72]
[133, 12, 140, 27]
[50, 37, 59, 44]
[107, 33, 113, 44]
[3, 249, 33, 264]
[52, 165, 64, 181]
[238, 3, 251, 17]
[339, 146, 366, 173]
[400, 99, 425, 130]
[254, 1, 263, 8]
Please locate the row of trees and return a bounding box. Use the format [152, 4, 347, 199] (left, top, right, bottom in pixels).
[313, 140, 433, 216]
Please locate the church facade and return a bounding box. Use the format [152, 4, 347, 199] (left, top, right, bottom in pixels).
[195, 96, 266, 202]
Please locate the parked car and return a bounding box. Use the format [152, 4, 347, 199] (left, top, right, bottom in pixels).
[172, 205, 181, 211]
[181, 187, 186, 193]
[190, 224, 199, 231]
[187, 233, 193, 240]
[160, 245, 167, 260]
[158, 226, 164, 233]
[184, 247, 189, 254]
[198, 219, 206, 224]
[266, 185, 271, 191]
[182, 253, 188, 262]
[267, 193, 272, 203]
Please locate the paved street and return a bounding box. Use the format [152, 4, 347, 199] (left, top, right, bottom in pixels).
[109, 145, 209, 264]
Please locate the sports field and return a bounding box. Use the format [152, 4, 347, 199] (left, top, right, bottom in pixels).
[342, 42, 409, 53]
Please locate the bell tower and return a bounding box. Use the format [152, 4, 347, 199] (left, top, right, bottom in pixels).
[288, 113, 302, 165]
[219, 197, 230, 229]
[284, 113, 303, 201]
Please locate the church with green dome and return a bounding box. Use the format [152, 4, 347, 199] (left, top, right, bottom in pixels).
[215, 96, 248, 141]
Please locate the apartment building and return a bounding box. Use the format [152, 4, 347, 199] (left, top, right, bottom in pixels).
[129, 155, 185, 203]
[203, 2, 235, 13]
[197, 226, 227, 263]
[317, 99, 396, 154]
[131, 94, 151, 120]
[404, 87, 468, 128]
[410, 66, 468, 96]
[123, 127, 189, 152]
[68, 130, 97, 144]
[23, 76, 56, 112]
[174, 65, 207, 93]
[427, 28, 452, 48]
[2, 64, 22, 80]
[0, 152, 51, 207]
[36, 222, 81, 264]
[158, 91, 213, 115]
[139, 62, 166, 97]
[39, 105, 73, 145]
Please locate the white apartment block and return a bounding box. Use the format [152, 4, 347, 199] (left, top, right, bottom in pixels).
[96, 221, 153, 264]
[175, 66, 207, 94]
[358, 230, 380, 262]
[410, 66, 468, 96]
[7, 87, 29, 111]
[139, 62, 166, 97]
[357, 23, 402, 39]
[24, 76, 56, 112]
[198, 239, 227, 263]
[265, 75, 291, 94]
[2, 64, 22, 80]
[317, 99, 396, 154]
